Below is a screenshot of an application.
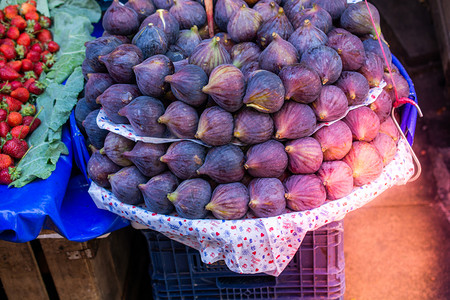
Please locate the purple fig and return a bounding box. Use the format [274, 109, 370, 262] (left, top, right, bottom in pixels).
[363, 38, 391, 71]
[84, 36, 124, 73]
[259, 33, 299, 74]
[139, 171, 178, 214]
[96, 84, 141, 124]
[343, 141, 383, 186]
[102, 0, 140, 36]
[243, 70, 285, 113]
[165, 48, 186, 62]
[158, 101, 198, 138]
[285, 137, 323, 174]
[164, 64, 208, 107]
[379, 117, 400, 144]
[118, 96, 166, 137]
[173, 58, 189, 72]
[327, 28, 365, 71]
[123, 142, 167, 177]
[340, 2, 382, 38]
[248, 178, 286, 217]
[170, 0, 206, 29]
[311, 0, 346, 20]
[206, 183, 250, 219]
[188, 37, 231, 75]
[125, 0, 156, 22]
[140, 9, 180, 45]
[311, 85, 347, 122]
[233, 107, 274, 144]
[288, 19, 328, 56]
[371, 132, 397, 166]
[109, 166, 148, 205]
[82, 109, 109, 150]
[82, 59, 95, 81]
[358, 51, 384, 87]
[101, 132, 136, 166]
[101, 33, 131, 43]
[291, 4, 332, 33]
[301, 45, 342, 85]
[167, 178, 212, 219]
[253, 1, 280, 23]
[175, 25, 202, 56]
[231, 42, 261, 69]
[343, 106, 380, 142]
[244, 139, 288, 178]
[214, 32, 236, 52]
[195, 106, 234, 146]
[240, 61, 260, 81]
[256, 7, 294, 48]
[259, 0, 281, 4]
[87, 150, 122, 188]
[132, 23, 168, 59]
[369, 89, 392, 123]
[214, 0, 246, 32]
[279, 64, 322, 103]
[273, 101, 317, 140]
[160, 141, 206, 179]
[99, 44, 143, 83]
[227, 5, 263, 43]
[196, 144, 245, 183]
[284, 174, 326, 211]
[383, 72, 410, 101]
[134, 55, 174, 98]
[75, 98, 92, 134]
[284, 0, 313, 23]
[336, 71, 370, 105]
[317, 161, 354, 200]
[202, 64, 245, 112]
[313, 120, 352, 161]
[84, 73, 115, 110]
[153, 0, 174, 10]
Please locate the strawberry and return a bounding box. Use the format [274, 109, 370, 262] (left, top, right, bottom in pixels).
[10, 87, 29, 103]
[10, 125, 30, 139]
[42, 53, 54, 67]
[20, 2, 37, 15]
[39, 15, 51, 28]
[2, 95, 22, 112]
[6, 60, 22, 73]
[22, 116, 40, 133]
[33, 61, 46, 77]
[37, 29, 52, 43]
[6, 26, 20, 40]
[7, 111, 22, 127]
[10, 81, 22, 90]
[47, 41, 59, 53]
[0, 66, 20, 81]
[0, 82, 12, 94]
[0, 122, 10, 138]
[0, 10, 4, 22]
[0, 24, 7, 39]
[0, 43, 16, 60]
[14, 44, 26, 59]
[4, 5, 19, 20]
[2, 138, 28, 159]
[0, 167, 20, 185]
[21, 58, 33, 72]
[24, 70, 36, 79]
[26, 0, 37, 7]
[26, 50, 40, 62]
[28, 79, 44, 95]
[30, 42, 42, 53]
[24, 11, 39, 22]
[23, 77, 35, 89]
[11, 16, 27, 31]
[17, 32, 32, 47]
[19, 103, 35, 116]
[0, 109, 7, 122]
[0, 154, 13, 170]
[2, 39, 15, 48]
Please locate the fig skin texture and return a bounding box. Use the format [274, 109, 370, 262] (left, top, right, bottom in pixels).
[343, 141, 384, 186]
[284, 174, 326, 211]
[288, 19, 328, 57]
[285, 137, 323, 174]
[202, 64, 245, 112]
[102, 0, 140, 36]
[340, 1, 381, 38]
[335, 71, 370, 106]
[87, 150, 121, 188]
[326, 28, 365, 71]
[233, 107, 274, 145]
[158, 101, 199, 139]
[313, 120, 353, 161]
[253, 1, 280, 23]
[189, 37, 232, 75]
[213, 32, 236, 53]
[283, 0, 312, 22]
[258, 33, 299, 74]
[139, 171, 178, 214]
[118, 96, 166, 137]
[227, 5, 263, 43]
[256, 7, 294, 49]
[358, 51, 384, 87]
[301, 45, 343, 85]
[291, 4, 332, 33]
[123, 142, 167, 177]
[165, 64, 208, 107]
[241, 61, 260, 81]
[196, 144, 245, 183]
[96, 84, 141, 124]
[214, 0, 246, 32]
[243, 70, 285, 113]
[109, 166, 148, 205]
[84, 36, 124, 73]
[175, 25, 202, 57]
[311, 0, 346, 20]
[231, 42, 262, 69]
[75, 98, 92, 134]
[195, 106, 234, 146]
[206, 182, 250, 220]
[279, 64, 322, 104]
[153, 0, 174, 10]
[160, 141, 206, 180]
[317, 161, 354, 200]
[370, 132, 397, 166]
[140, 9, 180, 45]
[169, 0, 206, 29]
[379, 117, 400, 144]
[132, 23, 168, 59]
[343, 106, 380, 142]
[84, 73, 115, 110]
[363, 38, 392, 71]
[134, 55, 174, 98]
[244, 139, 288, 178]
[167, 178, 212, 219]
[273, 101, 317, 140]
[248, 178, 286, 218]
[369, 89, 392, 123]
[125, 0, 156, 22]
[383, 72, 410, 101]
[101, 132, 136, 167]
[82, 109, 109, 150]
[311, 85, 347, 122]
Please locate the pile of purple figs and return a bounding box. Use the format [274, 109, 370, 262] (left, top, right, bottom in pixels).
[75, 0, 410, 220]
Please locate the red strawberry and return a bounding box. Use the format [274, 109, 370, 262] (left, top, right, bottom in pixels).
[0, 122, 10, 138]
[0, 82, 12, 94]
[17, 32, 32, 47]
[20, 2, 37, 15]
[4, 5, 19, 20]
[27, 0, 37, 6]
[0, 168, 13, 185]
[23, 78, 35, 89]
[39, 15, 51, 28]
[0, 10, 4, 22]
[2, 138, 28, 159]
[0, 59, 5, 68]
[24, 70, 37, 80]
[0, 43, 17, 60]
[10, 81, 22, 90]
[19, 103, 35, 116]
[2, 95, 22, 112]
[26, 50, 40, 62]
[10, 125, 30, 139]
[30, 42, 42, 53]
[6, 60, 22, 73]
[21, 58, 33, 72]
[37, 29, 52, 43]
[24, 11, 39, 22]
[14, 44, 26, 59]
[0, 66, 20, 81]
[7, 111, 22, 127]
[0, 109, 7, 122]
[0, 154, 13, 170]
[33, 61, 46, 77]
[47, 41, 59, 53]
[22, 116, 40, 133]
[0, 24, 7, 39]
[6, 26, 20, 40]
[10, 87, 29, 103]
[11, 16, 27, 31]
[28, 80, 45, 95]
[2, 39, 15, 48]
[42, 52, 54, 67]
[26, 20, 41, 33]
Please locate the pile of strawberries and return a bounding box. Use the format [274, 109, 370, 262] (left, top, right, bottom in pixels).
[0, 0, 59, 185]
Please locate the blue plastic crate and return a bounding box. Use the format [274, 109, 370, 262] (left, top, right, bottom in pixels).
[141, 220, 345, 300]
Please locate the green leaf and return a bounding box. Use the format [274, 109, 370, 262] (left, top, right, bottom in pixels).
[48, 0, 102, 23]
[36, 0, 50, 17]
